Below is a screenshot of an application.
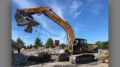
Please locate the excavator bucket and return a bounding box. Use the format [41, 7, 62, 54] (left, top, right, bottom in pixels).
[24, 22, 33, 33]
[24, 20, 40, 33]
[14, 9, 40, 33]
[15, 9, 29, 26]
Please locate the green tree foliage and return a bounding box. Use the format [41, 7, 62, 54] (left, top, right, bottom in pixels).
[60, 43, 66, 49]
[95, 41, 109, 49]
[45, 38, 55, 48]
[27, 52, 51, 63]
[95, 41, 102, 48]
[38, 52, 51, 62]
[16, 37, 25, 48]
[102, 41, 109, 49]
[34, 37, 43, 48]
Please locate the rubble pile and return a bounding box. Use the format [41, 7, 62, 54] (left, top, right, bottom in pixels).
[13, 47, 64, 56]
[12, 47, 64, 66]
[94, 49, 108, 59]
[12, 47, 108, 67]
[12, 53, 38, 67]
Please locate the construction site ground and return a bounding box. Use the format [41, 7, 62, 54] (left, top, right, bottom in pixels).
[12, 48, 108, 67]
[25, 61, 108, 67]
[25, 52, 108, 67]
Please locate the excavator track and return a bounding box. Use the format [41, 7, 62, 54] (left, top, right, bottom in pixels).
[70, 53, 95, 64]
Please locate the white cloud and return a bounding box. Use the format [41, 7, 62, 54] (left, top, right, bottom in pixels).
[47, 2, 64, 19]
[73, 23, 85, 33]
[73, 12, 81, 18]
[70, 0, 82, 18]
[91, 4, 104, 14]
[13, 0, 38, 8]
[71, 1, 82, 11]
[87, 0, 104, 15]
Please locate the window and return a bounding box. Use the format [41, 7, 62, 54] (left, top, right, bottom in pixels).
[84, 40, 87, 45]
[76, 40, 79, 44]
[81, 40, 84, 45]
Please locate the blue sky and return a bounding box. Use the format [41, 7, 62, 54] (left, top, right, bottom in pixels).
[12, 0, 108, 45]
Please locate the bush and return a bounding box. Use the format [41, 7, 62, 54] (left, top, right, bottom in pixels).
[38, 52, 51, 62]
[27, 52, 51, 63]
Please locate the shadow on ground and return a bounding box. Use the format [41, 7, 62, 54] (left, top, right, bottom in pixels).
[12, 53, 55, 67]
[12, 53, 98, 67]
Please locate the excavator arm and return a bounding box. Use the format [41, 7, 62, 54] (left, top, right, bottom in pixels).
[15, 7, 75, 50]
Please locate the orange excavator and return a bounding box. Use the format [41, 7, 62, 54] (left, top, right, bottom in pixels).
[14, 7, 98, 63]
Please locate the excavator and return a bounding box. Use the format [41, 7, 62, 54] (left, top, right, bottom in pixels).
[14, 7, 98, 64]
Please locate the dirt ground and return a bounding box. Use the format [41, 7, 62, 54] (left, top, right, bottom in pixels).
[12, 48, 108, 67]
[26, 62, 108, 67]
[24, 49, 108, 67]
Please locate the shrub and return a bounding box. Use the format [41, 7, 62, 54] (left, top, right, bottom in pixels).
[38, 52, 51, 62]
[27, 52, 51, 63]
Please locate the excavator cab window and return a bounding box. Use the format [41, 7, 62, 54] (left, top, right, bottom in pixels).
[74, 39, 79, 46]
[80, 40, 84, 45]
[83, 40, 87, 45]
[78, 39, 87, 46]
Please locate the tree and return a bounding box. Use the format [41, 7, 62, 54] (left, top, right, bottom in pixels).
[16, 37, 25, 48]
[95, 41, 109, 49]
[102, 41, 109, 49]
[34, 37, 43, 48]
[60, 43, 66, 49]
[45, 38, 54, 48]
[95, 41, 102, 48]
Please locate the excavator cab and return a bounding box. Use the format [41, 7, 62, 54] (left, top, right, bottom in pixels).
[72, 38, 88, 54]
[67, 38, 98, 54]
[67, 38, 88, 54]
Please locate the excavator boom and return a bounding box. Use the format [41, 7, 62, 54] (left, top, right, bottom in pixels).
[15, 7, 75, 50]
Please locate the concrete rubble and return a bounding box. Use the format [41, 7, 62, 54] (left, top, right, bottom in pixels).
[12, 47, 108, 67]
[14, 47, 64, 56]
